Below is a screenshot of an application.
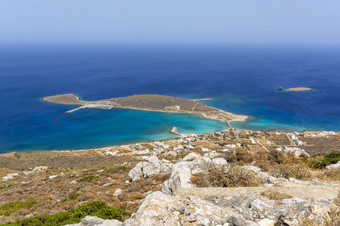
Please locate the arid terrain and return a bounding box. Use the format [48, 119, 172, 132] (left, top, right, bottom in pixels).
[1, 129, 340, 225]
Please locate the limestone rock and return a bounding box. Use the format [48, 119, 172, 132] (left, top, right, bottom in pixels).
[283, 147, 310, 157]
[123, 191, 252, 226]
[162, 162, 192, 195]
[326, 161, 340, 170]
[113, 188, 122, 197]
[128, 156, 172, 181]
[212, 158, 228, 170]
[183, 152, 201, 161]
[66, 216, 122, 226]
[203, 151, 221, 159]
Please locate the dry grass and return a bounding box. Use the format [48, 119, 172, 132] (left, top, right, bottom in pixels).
[190, 173, 210, 187]
[209, 167, 263, 187]
[334, 192, 340, 207]
[260, 189, 292, 200]
[261, 161, 312, 181]
[151, 174, 170, 183]
[317, 169, 340, 181]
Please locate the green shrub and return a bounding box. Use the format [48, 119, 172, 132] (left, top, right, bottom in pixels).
[3, 201, 131, 226]
[0, 199, 36, 216]
[77, 175, 96, 182]
[305, 152, 340, 169]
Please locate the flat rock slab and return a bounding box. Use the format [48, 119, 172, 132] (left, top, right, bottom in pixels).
[176, 186, 340, 200]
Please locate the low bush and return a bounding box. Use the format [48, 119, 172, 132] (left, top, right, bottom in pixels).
[0, 199, 36, 216]
[305, 152, 340, 169]
[224, 150, 254, 165]
[209, 167, 263, 187]
[318, 169, 340, 181]
[260, 189, 292, 200]
[269, 164, 312, 181]
[3, 201, 131, 226]
[190, 173, 210, 187]
[268, 150, 285, 164]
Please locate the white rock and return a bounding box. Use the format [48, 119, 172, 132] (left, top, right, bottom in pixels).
[212, 158, 228, 170]
[282, 147, 310, 157]
[162, 162, 192, 195]
[128, 156, 172, 181]
[183, 152, 201, 161]
[69, 216, 122, 226]
[201, 147, 209, 152]
[203, 151, 221, 159]
[2, 173, 19, 181]
[113, 188, 122, 197]
[326, 161, 340, 170]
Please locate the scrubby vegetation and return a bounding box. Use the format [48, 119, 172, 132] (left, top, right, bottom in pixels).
[304, 152, 340, 169]
[209, 167, 263, 187]
[191, 166, 263, 188]
[0, 200, 36, 216]
[2, 201, 131, 226]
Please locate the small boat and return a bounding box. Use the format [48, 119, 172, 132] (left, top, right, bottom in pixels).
[277, 87, 283, 91]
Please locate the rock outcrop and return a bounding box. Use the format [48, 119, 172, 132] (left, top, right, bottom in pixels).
[75, 192, 338, 226]
[128, 156, 172, 181]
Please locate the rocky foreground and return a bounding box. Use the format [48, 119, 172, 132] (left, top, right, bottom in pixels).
[1, 130, 340, 225]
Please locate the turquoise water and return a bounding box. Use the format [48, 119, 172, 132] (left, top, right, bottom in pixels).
[1, 102, 227, 151]
[1, 45, 340, 152]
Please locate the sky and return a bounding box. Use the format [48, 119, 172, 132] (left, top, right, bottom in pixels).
[0, 0, 340, 45]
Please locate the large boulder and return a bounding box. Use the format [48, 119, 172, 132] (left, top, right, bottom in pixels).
[128, 156, 172, 181]
[162, 162, 192, 195]
[212, 158, 228, 170]
[283, 147, 310, 157]
[123, 191, 253, 226]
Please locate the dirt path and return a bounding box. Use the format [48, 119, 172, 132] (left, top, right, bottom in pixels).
[176, 186, 340, 200]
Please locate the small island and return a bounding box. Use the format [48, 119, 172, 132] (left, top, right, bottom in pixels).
[42, 94, 248, 122]
[285, 87, 312, 92]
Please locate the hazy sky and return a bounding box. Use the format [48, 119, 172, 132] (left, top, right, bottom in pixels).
[1, 0, 340, 45]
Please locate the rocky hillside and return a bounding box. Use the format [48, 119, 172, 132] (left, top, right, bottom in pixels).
[1, 130, 340, 225]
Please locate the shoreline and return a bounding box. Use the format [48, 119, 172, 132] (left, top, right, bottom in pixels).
[2, 128, 339, 155]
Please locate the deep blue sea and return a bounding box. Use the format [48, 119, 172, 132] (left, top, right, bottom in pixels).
[1, 44, 340, 152]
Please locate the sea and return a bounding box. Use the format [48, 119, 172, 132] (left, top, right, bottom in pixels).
[1, 44, 340, 152]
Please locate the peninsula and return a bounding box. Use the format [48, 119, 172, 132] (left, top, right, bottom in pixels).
[42, 94, 247, 122]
